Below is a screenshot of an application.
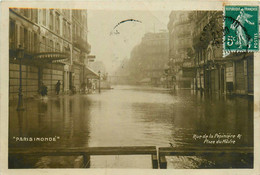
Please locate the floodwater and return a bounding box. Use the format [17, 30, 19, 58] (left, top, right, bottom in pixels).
[9, 85, 253, 168]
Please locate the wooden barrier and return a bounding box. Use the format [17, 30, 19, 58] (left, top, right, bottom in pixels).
[158, 147, 253, 169]
[9, 146, 158, 169]
[9, 146, 253, 169]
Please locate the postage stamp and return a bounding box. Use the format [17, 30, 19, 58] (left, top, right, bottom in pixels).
[224, 6, 259, 52]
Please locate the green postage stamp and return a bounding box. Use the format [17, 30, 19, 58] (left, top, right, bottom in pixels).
[224, 6, 259, 52]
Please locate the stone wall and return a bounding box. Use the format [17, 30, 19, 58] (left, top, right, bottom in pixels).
[42, 66, 63, 95]
[9, 63, 39, 100]
[9, 63, 65, 100]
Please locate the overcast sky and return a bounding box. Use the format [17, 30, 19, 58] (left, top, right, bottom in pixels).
[88, 10, 170, 75]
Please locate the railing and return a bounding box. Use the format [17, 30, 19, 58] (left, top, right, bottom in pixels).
[9, 146, 253, 169]
[9, 146, 158, 169]
[73, 35, 91, 54]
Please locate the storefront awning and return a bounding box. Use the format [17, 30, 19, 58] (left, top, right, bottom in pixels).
[34, 52, 70, 62]
[85, 67, 99, 79]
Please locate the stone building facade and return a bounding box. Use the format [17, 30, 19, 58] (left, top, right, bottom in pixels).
[167, 10, 254, 96]
[167, 11, 195, 89]
[128, 31, 169, 86]
[9, 8, 92, 101]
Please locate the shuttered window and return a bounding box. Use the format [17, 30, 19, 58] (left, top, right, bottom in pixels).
[20, 26, 24, 47]
[34, 33, 38, 53]
[42, 9, 46, 26]
[31, 32, 34, 53]
[9, 20, 16, 50]
[24, 28, 28, 52]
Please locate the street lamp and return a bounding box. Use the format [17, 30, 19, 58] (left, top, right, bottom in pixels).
[98, 70, 101, 93]
[17, 45, 24, 111]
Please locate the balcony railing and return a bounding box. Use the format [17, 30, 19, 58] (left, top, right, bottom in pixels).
[73, 36, 91, 54]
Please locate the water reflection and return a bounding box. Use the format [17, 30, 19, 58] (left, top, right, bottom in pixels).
[9, 85, 253, 168]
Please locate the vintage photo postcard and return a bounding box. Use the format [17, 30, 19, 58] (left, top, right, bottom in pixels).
[0, 0, 260, 175]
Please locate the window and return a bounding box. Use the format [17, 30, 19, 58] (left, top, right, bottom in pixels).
[55, 13, 60, 34]
[24, 28, 28, 52]
[31, 32, 34, 53]
[28, 31, 31, 52]
[34, 33, 38, 53]
[67, 23, 70, 39]
[20, 9, 25, 16]
[63, 19, 66, 37]
[41, 36, 46, 52]
[20, 26, 24, 47]
[72, 24, 75, 38]
[50, 40, 54, 51]
[56, 42, 60, 52]
[9, 20, 16, 50]
[65, 9, 70, 19]
[49, 11, 54, 30]
[42, 9, 46, 26]
[32, 9, 38, 23]
[24, 9, 29, 18]
[46, 38, 49, 51]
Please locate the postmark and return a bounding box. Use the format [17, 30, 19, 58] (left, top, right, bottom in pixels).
[224, 6, 259, 52]
[110, 19, 142, 35]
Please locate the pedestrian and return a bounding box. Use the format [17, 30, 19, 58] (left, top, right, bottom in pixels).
[55, 80, 61, 95]
[40, 81, 48, 97]
[87, 81, 92, 93]
[81, 81, 86, 94]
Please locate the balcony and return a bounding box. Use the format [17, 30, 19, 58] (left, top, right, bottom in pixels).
[73, 36, 91, 54]
[192, 33, 209, 51]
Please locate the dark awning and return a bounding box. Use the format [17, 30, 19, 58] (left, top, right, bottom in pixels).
[85, 67, 99, 79]
[34, 52, 70, 62]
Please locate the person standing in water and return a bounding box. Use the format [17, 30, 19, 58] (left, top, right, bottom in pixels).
[55, 80, 61, 95]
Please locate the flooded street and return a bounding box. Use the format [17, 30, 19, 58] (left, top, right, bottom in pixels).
[9, 85, 253, 168]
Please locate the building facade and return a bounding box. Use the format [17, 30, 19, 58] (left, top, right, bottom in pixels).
[9, 8, 93, 101]
[190, 11, 253, 96]
[167, 10, 253, 96]
[167, 11, 195, 89]
[128, 31, 169, 86]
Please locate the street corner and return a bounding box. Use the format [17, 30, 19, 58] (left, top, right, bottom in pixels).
[224, 6, 259, 52]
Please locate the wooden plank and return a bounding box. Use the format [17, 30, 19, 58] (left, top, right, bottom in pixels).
[159, 147, 253, 151]
[159, 147, 253, 156]
[9, 146, 157, 156]
[87, 146, 157, 155]
[159, 155, 167, 169]
[9, 146, 157, 168]
[151, 154, 158, 169]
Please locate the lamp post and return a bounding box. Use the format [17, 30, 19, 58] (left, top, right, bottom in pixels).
[17, 45, 24, 111]
[98, 70, 101, 93]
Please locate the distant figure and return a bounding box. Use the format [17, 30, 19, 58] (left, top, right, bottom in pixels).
[88, 81, 92, 93]
[81, 82, 86, 94]
[40, 82, 48, 97]
[55, 80, 61, 95]
[169, 143, 174, 147]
